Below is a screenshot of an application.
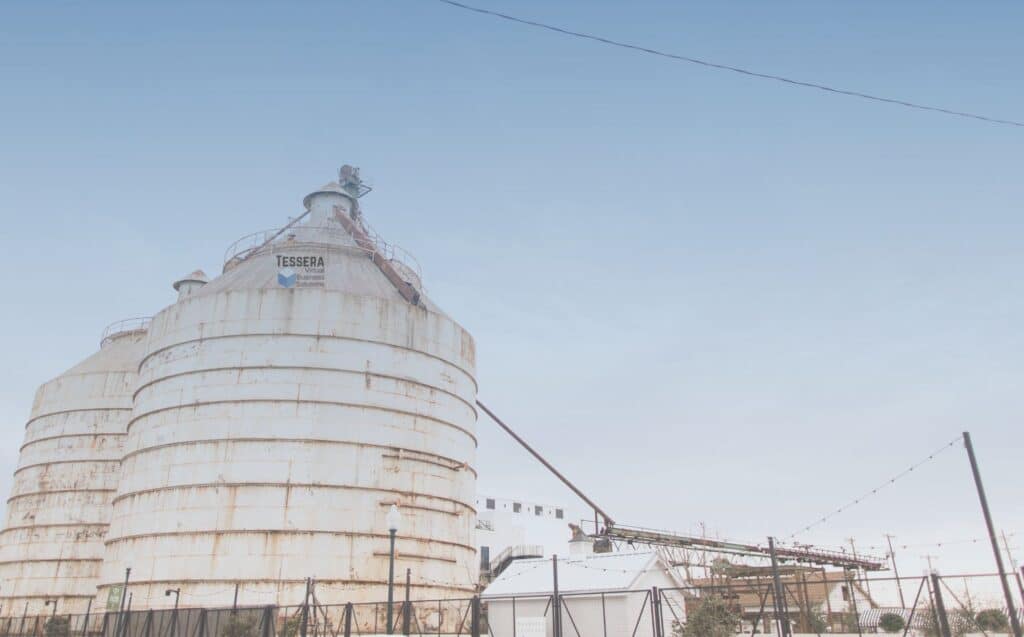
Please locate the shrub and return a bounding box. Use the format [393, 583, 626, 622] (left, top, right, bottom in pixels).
[975, 609, 1010, 632]
[674, 595, 740, 637]
[281, 616, 303, 637]
[805, 607, 828, 633]
[879, 612, 906, 633]
[221, 614, 258, 637]
[44, 616, 70, 637]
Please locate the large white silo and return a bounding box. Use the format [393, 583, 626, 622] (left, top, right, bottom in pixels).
[0, 320, 149, 617]
[97, 168, 478, 611]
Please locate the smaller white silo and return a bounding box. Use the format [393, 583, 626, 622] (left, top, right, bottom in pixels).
[0, 319, 149, 617]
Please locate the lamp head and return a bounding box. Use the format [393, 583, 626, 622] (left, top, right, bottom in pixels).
[386, 504, 401, 533]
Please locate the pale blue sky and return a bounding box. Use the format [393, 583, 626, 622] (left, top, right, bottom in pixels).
[1, 1, 1022, 581]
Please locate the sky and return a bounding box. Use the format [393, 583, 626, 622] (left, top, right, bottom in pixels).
[0, 0, 1022, 595]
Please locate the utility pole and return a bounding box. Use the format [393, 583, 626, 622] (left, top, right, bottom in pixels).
[848, 538, 872, 597]
[884, 534, 906, 608]
[923, 554, 938, 574]
[699, 521, 708, 577]
[1001, 531, 1024, 608]
[963, 431, 1022, 637]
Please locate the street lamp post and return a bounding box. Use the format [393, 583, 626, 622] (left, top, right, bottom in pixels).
[165, 589, 181, 637]
[44, 600, 57, 621]
[385, 505, 401, 635]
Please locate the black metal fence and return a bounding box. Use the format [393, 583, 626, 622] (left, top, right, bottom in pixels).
[2, 572, 1022, 637]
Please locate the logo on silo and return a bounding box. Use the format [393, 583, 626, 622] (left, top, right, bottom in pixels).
[276, 254, 325, 288]
[277, 267, 297, 288]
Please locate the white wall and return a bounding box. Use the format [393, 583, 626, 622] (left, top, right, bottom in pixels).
[476, 495, 573, 566]
[485, 559, 683, 637]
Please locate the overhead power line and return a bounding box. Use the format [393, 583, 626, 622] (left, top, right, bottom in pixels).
[436, 0, 1024, 128]
[789, 436, 962, 538]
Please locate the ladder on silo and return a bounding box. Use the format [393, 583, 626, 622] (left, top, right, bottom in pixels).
[333, 205, 421, 306]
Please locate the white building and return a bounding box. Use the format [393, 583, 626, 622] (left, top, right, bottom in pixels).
[483, 546, 686, 637]
[475, 495, 573, 575]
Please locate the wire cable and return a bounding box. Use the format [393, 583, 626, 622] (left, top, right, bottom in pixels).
[860, 531, 1019, 552]
[789, 436, 962, 538]
[436, 0, 1024, 128]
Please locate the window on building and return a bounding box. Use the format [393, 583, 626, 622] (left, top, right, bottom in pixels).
[535, 505, 543, 516]
[513, 502, 522, 513]
[841, 585, 850, 601]
[480, 546, 490, 572]
[486, 498, 495, 510]
[555, 509, 564, 519]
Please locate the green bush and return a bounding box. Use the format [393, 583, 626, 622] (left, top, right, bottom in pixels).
[805, 607, 828, 633]
[674, 595, 740, 637]
[879, 612, 906, 633]
[281, 616, 303, 637]
[975, 609, 1009, 632]
[221, 614, 258, 637]
[44, 616, 70, 637]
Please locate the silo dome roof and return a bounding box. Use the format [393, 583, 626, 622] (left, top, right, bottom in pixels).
[172, 269, 209, 291]
[302, 181, 351, 210]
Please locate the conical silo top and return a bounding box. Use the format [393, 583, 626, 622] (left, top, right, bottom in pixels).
[302, 164, 371, 209]
[302, 181, 348, 210]
[172, 269, 210, 291]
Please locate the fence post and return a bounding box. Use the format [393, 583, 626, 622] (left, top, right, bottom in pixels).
[261, 606, 273, 637]
[767, 538, 790, 637]
[343, 604, 353, 637]
[470, 597, 480, 637]
[551, 556, 561, 637]
[122, 595, 133, 637]
[300, 579, 310, 637]
[930, 573, 952, 637]
[650, 587, 662, 637]
[402, 569, 411, 636]
[845, 569, 862, 637]
[901, 577, 927, 637]
[81, 600, 92, 637]
[115, 569, 131, 637]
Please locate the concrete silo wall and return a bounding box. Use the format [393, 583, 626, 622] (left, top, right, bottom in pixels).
[98, 239, 478, 608]
[0, 329, 146, 615]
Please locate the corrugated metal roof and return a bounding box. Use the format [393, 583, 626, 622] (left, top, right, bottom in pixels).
[483, 552, 666, 597]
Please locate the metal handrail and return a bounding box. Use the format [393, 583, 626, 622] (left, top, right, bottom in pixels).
[222, 220, 423, 286]
[223, 227, 283, 265]
[488, 544, 545, 577]
[100, 316, 152, 346]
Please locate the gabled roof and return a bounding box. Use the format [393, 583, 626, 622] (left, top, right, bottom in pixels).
[483, 552, 683, 597]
